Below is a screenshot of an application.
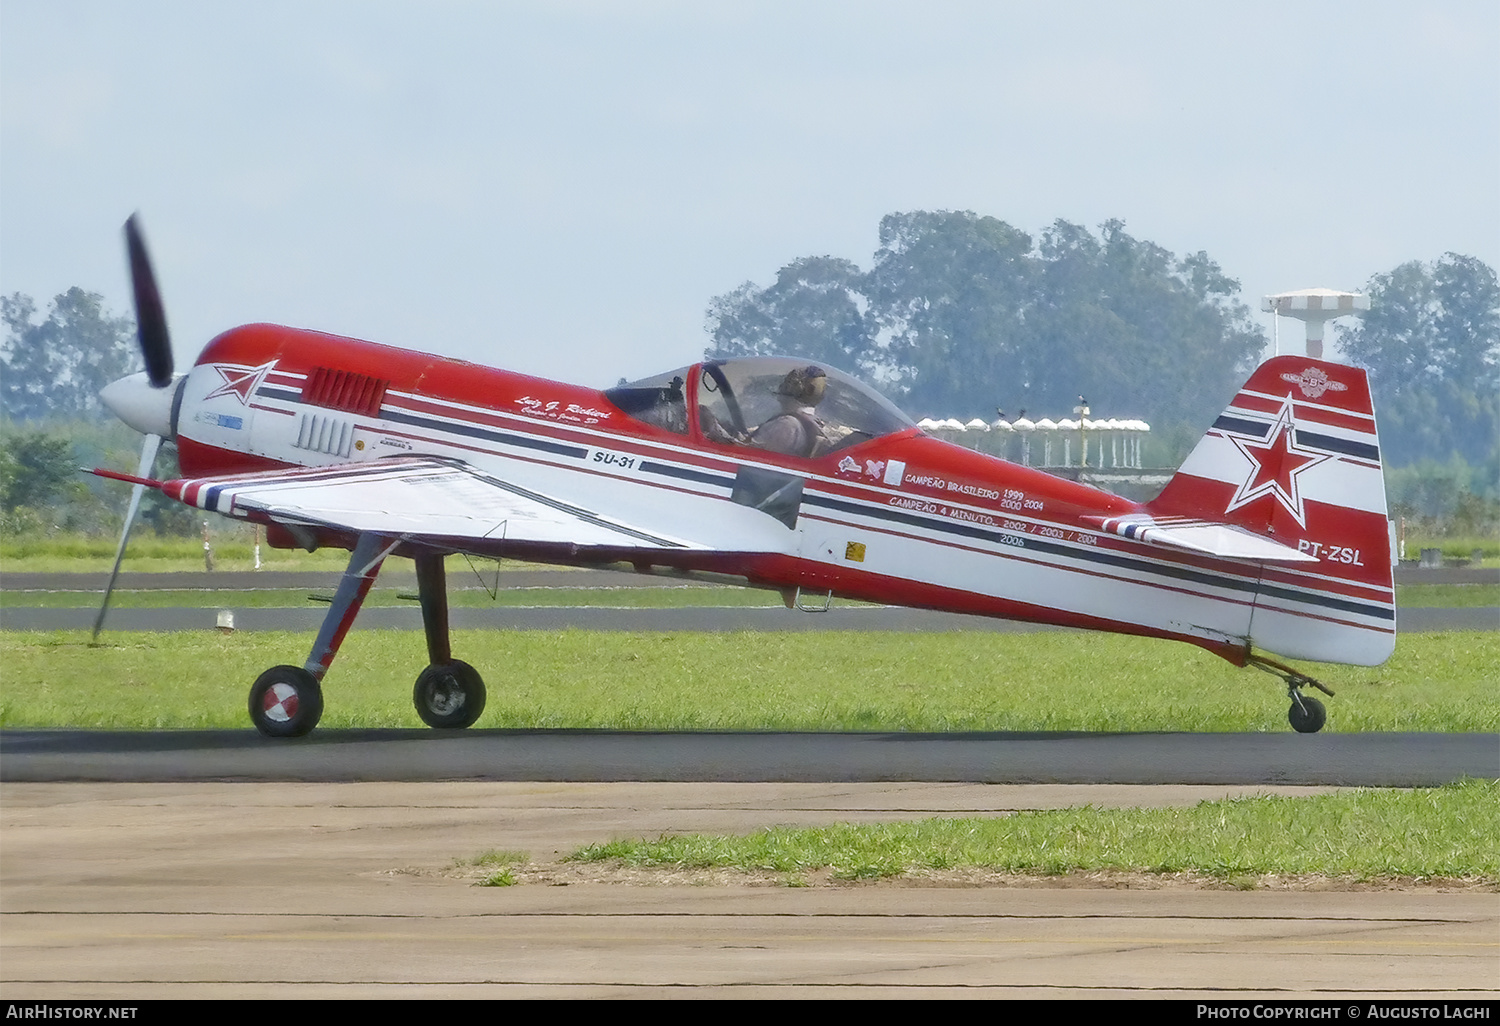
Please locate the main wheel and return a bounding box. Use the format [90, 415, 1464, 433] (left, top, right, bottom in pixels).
[249, 666, 324, 738]
[413, 660, 486, 729]
[1288, 695, 1327, 734]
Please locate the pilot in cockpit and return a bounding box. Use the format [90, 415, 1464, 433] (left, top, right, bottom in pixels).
[749, 365, 832, 458]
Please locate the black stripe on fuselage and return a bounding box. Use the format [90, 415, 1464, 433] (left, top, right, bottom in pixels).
[639, 460, 730, 488]
[378, 408, 589, 459]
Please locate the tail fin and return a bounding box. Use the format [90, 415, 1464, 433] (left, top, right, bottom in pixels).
[1150, 356, 1395, 665]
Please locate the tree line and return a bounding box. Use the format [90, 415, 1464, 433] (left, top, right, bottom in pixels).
[2, 288, 139, 422]
[1, 289, 193, 535]
[1334, 253, 1498, 473]
[707, 212, 1266, 431]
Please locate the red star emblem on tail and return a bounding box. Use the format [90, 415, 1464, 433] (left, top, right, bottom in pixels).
[1225, 400, 1330, 527]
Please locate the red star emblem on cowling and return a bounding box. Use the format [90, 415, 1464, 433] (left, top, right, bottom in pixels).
[1225, 401, 1330, 528]
[203, 362, 275, 405]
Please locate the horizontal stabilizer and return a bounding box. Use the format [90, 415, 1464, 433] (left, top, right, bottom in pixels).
[1093, 514, 1318, 563]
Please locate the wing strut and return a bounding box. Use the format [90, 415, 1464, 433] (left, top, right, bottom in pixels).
[415, 551, 451, 665]
[304, 533, 390, 681]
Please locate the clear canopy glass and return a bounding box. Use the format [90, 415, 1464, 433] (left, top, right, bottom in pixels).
[608, 357, 914, 457]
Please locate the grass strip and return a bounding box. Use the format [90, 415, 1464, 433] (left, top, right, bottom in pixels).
[2, 629, 1496, 732]
[0, 538, 355, 574]
[5, 533, 1495, 572]
[0, 536, 583, 574]
[567, 780, 1499, 882]
[1394, 584, 1500, 609]
[0, 585, 786, 610]
[4, 583, 1494, 609]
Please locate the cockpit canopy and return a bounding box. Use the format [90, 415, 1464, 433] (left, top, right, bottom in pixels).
[605, 357, 915, 457]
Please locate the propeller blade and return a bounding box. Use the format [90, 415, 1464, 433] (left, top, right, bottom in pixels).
[92, 432, 162, 641]
[124, 215, 174, 388]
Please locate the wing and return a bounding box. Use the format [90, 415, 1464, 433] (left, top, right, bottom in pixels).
[161, 456, 707, 551]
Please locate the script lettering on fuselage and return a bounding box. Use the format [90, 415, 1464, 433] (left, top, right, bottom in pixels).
[515, 395, 611, 425]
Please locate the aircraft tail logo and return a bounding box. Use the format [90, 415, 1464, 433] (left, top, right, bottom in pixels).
[1279, 366, 1348, 400]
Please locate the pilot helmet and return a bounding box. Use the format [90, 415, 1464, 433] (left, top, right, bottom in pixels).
[775, 365, 827, 405]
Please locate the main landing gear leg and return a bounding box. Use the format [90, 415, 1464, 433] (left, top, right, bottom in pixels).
[411, 552, 486, 729]
[1248, 654, 1335, 734]
[249, 532, 391, 738]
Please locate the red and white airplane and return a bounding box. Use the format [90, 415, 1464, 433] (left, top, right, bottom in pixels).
[96, 218, 1395, 737]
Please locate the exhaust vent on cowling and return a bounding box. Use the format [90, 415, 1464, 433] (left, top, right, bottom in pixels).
[302, 367, 388, 417]
[293, 413, 355, 458]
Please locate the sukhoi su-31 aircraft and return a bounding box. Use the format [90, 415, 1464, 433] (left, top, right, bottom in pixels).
[95, 218, 1396, 737]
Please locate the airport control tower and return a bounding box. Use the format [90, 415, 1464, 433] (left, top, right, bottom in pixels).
[1262, 287, 1370, 359]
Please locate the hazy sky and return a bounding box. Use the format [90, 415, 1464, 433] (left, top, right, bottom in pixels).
[3, 1, 1496, 388]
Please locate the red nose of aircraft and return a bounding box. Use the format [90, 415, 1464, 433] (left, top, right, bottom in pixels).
[100, 371, 181, 439]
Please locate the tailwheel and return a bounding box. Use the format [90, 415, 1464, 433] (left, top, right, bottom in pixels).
[249, 665, 324, 738]
[413, 659, 486, 729]
[1288, 693, 1327, 734]
[1248, 654, 1335, 734]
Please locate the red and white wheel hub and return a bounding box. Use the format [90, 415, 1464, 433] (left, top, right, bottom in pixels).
[261, 682, 299, 722]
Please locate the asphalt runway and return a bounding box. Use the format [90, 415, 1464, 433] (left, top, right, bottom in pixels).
[2, 728, 1496, 786]
[3, 781, 1496, 998]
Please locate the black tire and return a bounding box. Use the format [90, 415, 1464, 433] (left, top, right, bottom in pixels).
[413, 660, 486, 729]
[249, 665, 324, 738]
[1288, 695, 1327, 734]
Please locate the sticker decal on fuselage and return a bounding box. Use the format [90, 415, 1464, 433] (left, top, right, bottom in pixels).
[196, 410, 244, 430]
